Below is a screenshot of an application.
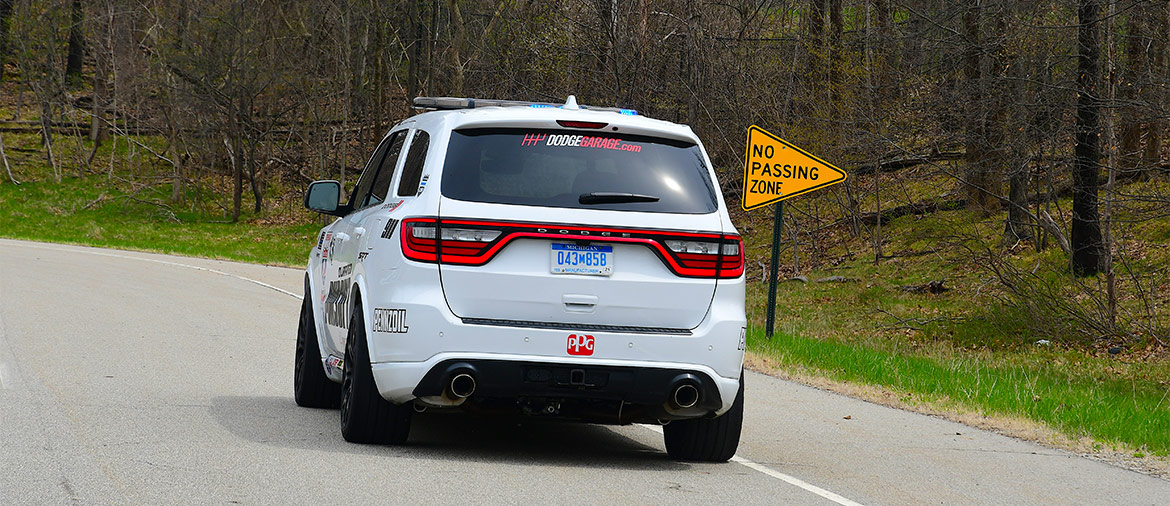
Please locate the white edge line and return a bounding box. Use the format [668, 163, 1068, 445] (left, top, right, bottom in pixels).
[0, 312, 23, 390]
[637, 424, 864, 506]
[0, 268, 23, 389]
[22, 243, 300, 299]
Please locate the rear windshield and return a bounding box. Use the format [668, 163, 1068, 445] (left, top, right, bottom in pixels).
[440, 128, 719, 214]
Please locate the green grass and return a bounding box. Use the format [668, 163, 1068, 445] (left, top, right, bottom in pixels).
[0, 132, 319, 266]
[750, 327, 1170, 455]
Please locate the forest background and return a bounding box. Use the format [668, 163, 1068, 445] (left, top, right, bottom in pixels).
[1, 0, 1169, 472]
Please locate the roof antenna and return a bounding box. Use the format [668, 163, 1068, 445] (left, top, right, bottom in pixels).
[563, 95, 580, 110]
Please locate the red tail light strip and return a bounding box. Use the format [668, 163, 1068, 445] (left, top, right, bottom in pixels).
[401, 217, 744, 279]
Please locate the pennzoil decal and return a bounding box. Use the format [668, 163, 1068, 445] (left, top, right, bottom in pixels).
[381, 218, 400, 239]
[372, 308, 409, 333]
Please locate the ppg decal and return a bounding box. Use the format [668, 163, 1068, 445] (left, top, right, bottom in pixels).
[567, 334, 595, 356]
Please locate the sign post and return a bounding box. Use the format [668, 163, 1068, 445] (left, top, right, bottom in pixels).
[741, 125, 848, 338]
[765, 201, 783, 338]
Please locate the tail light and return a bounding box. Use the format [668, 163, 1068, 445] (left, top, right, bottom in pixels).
[664, 236, 743, 278]
[401, 218, 504, 264]
[400, 217, 744, 279]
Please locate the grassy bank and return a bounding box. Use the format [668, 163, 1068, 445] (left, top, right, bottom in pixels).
[0, 131, 318, 266]
[749, 328, 1170, 456]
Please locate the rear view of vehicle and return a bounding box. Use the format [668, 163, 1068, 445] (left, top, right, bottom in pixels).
[297, 96, 747, 462]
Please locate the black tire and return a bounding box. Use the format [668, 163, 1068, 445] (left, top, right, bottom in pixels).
[294, 286, 340, 408]
[663, 372, 744, 462]
[339, 300, 412, 444]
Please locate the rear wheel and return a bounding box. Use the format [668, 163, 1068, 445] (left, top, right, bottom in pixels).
[339, 300, 412, 444]
[294, 288, 340, 408]
[663, 372, 744, 462]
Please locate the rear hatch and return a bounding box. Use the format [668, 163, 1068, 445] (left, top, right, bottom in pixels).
[412, 127, 740, 331]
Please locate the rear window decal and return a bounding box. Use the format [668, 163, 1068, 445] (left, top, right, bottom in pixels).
[522, 133, 642, 153]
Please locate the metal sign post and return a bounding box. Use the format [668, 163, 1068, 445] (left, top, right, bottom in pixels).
[765, 201, 783, 338]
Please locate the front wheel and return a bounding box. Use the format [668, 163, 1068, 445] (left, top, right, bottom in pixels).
[294, 288, 340, 408]
[663, 372, 744, 462]
[339, 300, 412, 444]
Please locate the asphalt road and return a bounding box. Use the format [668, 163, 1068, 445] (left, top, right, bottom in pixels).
[1, 238, 1167, 504]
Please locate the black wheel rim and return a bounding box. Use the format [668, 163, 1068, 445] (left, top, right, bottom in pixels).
[294, 300, 307, 391]
[340, 335, 354, 428]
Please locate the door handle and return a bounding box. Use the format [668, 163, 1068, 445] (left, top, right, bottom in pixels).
[354, 227, 366, 237]
[335, 232, 351, 241]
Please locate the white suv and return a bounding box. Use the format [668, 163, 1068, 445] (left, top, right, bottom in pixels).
[295, 96, 746, 461]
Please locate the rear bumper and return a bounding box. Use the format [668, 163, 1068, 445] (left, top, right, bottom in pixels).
[409, 358, 723, 423]
[371, 353, 740, 420]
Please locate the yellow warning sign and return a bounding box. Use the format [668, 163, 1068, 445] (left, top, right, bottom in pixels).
[742, 125, 848, 211]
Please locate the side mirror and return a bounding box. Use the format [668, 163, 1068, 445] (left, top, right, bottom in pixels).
[304, 180, 345, 216]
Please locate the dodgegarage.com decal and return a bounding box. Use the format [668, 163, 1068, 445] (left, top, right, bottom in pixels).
[520, 133, 642, 152]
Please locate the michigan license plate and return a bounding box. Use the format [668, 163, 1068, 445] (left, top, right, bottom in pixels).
[551, 243, 613, 276]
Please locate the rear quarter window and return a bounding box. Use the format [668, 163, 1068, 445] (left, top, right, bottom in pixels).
[440, 128, 719, 214]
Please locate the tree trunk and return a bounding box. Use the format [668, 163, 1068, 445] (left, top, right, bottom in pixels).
[962, 2, 993, 213]
[90, 45, 108, 142]
[0, 0, 13, 84]
[829, 0, 843, 114]
[1142, 3, 1167, 167]
[406, 0, 421, 98]
[1118, 5, 1144, 172]
[1071, 0, 1105, 276]
[1004, 169, 1034, 243]
[227, 116, 243, 223]
[807, 0, 824, 87]
[873, 0, 891, 102]
[0, 132, 17, 184]
[248, 139, 261, 214]
[66, 0, 84, 85]
[685, 0, 701, 125]
[448, 0, 466, 96]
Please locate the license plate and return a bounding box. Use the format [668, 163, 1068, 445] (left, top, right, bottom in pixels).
[551, 243, 613, 276]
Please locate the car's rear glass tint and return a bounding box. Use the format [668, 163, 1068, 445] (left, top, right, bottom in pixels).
[440, 128, 719, 214]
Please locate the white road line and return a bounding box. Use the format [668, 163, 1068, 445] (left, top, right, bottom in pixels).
[0, 285, 24, 390]
[638, 424, 864, 506]
[21, 243, 300, 299]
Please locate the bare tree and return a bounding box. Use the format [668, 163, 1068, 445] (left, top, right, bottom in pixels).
[0, 0, 12, 84]
[1071, 0, 1105, 276]
[65, 0, 83, 85]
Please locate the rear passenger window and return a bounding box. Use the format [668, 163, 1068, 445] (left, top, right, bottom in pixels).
[396, 131, 430, 197]
[366, 130, 408, 207]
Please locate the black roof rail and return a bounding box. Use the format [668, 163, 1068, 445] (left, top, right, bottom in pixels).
[412, 96, 639, 116]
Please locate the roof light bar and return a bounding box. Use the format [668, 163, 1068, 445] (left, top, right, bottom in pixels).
[413, 96, 638, 116]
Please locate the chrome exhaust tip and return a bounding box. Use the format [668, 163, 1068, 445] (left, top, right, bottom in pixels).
[672, 383, 700, 409]
[448, 373, 476, 399]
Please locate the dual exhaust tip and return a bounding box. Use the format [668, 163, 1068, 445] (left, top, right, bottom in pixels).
[670, 382, 701, 410]
[446, 372, 477, 399]
[442, 367, 701, 410]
